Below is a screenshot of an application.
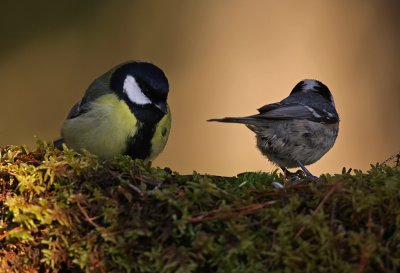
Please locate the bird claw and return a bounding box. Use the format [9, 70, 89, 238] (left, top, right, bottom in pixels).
[295, 161, 321, 182]
[275, 164, 321, 188]
[303, 174, 320, 182]
[286, 171, 303, 183]
[271, 171, 303, 189]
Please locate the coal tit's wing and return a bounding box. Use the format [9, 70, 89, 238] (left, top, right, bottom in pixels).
[257, 102, 284, 113]
[255, 102, 338, 123]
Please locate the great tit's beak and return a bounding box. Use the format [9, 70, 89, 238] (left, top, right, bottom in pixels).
[155, 101, 168, 114]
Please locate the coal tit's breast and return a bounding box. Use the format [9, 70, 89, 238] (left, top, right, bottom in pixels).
[253, 119, 339, 168]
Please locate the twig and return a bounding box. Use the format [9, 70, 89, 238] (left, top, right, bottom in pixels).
[127, 182, 143, 195]
[76, 202, 101, 229]
[357, 244, 375, 273]
[0, 226, 23, 240]
[294, 180, 343, 239]
[381, 151, 400, 166]
[189, 200, 278, 223]
[255, 183, 328, 199]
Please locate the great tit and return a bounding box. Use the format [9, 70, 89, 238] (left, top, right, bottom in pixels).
[55, 61, 171, 161]
[209, 79, 339, 180]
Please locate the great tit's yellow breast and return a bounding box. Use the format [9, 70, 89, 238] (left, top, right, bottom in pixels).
[62, 94, 137, 159]
[149, 106, 171, 161]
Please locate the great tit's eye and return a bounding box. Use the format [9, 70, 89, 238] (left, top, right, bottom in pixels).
[123, 75, 151, 105]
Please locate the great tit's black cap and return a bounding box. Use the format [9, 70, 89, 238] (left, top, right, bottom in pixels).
[110, 61, 169, 102]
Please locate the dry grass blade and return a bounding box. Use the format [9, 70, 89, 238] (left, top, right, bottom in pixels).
[189, 200, 279, 223]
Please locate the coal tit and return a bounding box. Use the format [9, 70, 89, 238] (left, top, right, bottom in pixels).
[208, 79, 339, 180]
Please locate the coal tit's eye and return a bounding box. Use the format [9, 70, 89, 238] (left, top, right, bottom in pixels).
[123, 75, 151, 105]
[313, 81, 334, 104]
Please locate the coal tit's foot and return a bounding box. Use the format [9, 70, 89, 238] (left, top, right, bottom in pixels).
[296, 161, 320, 181]
[273, 164, 320, 189]
[271, 168, 301, 189]
[283, 168, 304, 183]
[277, 165, 320, 187]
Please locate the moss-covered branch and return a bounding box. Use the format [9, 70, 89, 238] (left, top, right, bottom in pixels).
[0, 142, 399, 272]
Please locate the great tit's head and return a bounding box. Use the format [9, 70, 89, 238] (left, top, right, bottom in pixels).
[110, 61, 169, 115]
[290, 79, 335, 107]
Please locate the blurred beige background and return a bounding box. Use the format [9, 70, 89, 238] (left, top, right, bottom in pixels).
[1, 1, 399, 176]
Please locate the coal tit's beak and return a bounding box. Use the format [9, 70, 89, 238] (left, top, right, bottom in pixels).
[155, 101, 168, 114]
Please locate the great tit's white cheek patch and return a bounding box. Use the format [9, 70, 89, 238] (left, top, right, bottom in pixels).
[123, 75, 151, 105]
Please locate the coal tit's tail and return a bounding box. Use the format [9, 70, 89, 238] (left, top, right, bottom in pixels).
[208, 117, 251, 124]
[208, 116, 264, 126]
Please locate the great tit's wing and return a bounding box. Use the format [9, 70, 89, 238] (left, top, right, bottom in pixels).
[65, 101, 80, 119]
[255, 102, 337, 123]
[65, 95, 101, 120]
[65, 71, 114, 120]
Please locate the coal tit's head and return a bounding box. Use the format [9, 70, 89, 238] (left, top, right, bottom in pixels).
[290, 79, 335, 107]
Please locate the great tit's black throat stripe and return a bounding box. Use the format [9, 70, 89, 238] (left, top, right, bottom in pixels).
[125, 104, 165, 160]
[126, 122, 156, 160]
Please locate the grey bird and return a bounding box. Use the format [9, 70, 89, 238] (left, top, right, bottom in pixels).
[208, 79, 339, 181]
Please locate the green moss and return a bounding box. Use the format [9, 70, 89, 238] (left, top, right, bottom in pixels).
[0, 142, 399, 272]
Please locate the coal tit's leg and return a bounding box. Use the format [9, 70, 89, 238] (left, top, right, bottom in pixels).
[271, 167, 300, 189]
[296, 161, 319, 181]
[282, 167, 302, 183]
[271, 167, 288, 189]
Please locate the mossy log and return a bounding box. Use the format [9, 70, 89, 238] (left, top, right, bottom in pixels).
[0, 142, 399, 273]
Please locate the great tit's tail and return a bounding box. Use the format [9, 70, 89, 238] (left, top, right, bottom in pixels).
[208, 117, 263, 126]
[53, 138, 64, 149]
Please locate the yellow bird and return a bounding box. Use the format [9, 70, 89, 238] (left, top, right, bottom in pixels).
[55, 61, 171, 161]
